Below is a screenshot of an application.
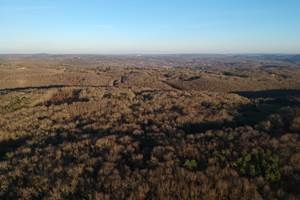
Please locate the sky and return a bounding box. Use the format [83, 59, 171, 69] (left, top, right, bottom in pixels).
[0, 0, 300, 54]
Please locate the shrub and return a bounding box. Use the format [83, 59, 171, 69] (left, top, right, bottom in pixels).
[201, 101, 222, 110]
[290, 116, 300, 132]
[184, 159, 197, 170]
[1, 96, 29, 113]
[45, 89, 84, 106]
[233, 149, 281, 182]
[216, 149, 231, 164]
[4, 152, 14, 160]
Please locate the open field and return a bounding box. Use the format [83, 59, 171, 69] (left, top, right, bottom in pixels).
[0, 54, 300, 199]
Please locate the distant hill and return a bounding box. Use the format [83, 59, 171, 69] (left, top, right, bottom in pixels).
[286, 55, 300, 63]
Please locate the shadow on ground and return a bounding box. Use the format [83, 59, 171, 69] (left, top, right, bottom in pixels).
[235, 89, 300, 99]
[181, 89, 300, 134]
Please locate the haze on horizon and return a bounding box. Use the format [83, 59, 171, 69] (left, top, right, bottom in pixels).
[0, 0, 299, 54]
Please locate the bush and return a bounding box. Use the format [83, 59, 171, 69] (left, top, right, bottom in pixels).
[4, 152, 14, 160]
[45, 89, 85, 106]
[290, 116, 300, 132]
[1, 96, 29, 113]
[233, 149, 281, 182]
[184, 159, 197, 170]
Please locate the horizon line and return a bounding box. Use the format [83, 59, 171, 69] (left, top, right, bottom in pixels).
[0, 52, 299, 56]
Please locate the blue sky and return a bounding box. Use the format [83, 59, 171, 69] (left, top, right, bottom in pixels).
[0, 0, 299, 54]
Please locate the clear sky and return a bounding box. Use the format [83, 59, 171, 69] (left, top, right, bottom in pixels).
[0, 0, 299, 54]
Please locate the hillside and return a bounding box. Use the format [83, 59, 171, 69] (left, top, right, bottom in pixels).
[0, 55, 300, 200]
